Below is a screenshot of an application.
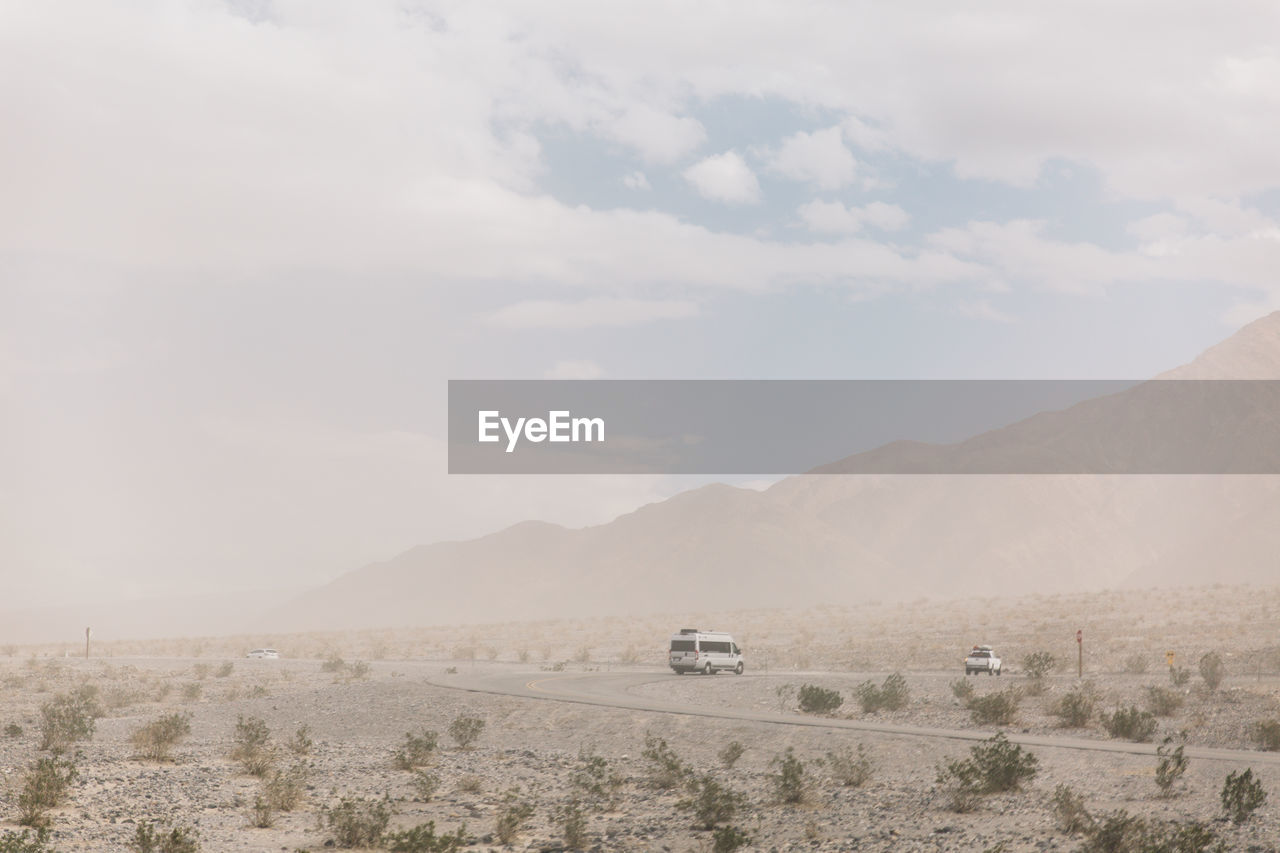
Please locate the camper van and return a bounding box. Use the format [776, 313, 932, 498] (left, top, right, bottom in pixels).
[669, 628, 744, 675]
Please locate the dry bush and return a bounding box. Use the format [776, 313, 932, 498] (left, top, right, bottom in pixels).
[130, 712, 192, 761]
[18, 757, 78, 828]
[231, 715, 275, 776]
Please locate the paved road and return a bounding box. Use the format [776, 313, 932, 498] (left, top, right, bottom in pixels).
[430, 668, 1280, 766]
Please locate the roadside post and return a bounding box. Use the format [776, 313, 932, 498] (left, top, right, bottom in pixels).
[1076, 629, 1083, 678]
[1166, 650, 1175, 670]
[85, 626, 91, 659]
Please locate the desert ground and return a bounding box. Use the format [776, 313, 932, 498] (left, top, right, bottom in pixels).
[3, 583, 1280, 851]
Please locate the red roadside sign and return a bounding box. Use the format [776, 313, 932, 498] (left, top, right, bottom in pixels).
[1076, 629, 1083, 644]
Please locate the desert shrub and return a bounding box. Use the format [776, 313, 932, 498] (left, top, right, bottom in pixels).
[288, 725, 313, 756]
[250, 796, 273, 828]
[231, 715, 275, 776]
[1155, 735, 1189, 797]
[214, 661, 233, 678]
[0, 828, 55, 853]
[1145, 686, 1184, 717]
[18, 756, 77, 827]
[937, 733, 1038, 812]
[1199, 652, 1225, 692]
[493, 790, 534, 845]
[321, 654, 346, 672]
[969, 690, 1021, 726]
[456, 774, 483, 793]
[679, 774, 744, 829]
[129, 822, 201, 853]
[769, 747, 807, 804]
[411, 771, 440, 801]
[345, 660, 370, 680]
[1221, 768, 1266, 824]
[854, 673, 910, 713]
[642, 734, 688, 789]
[5, 723, 24, 738]
[38, 692, 100, 753]
[384, 821, 468, 853]
[1081, 811, 1219, 853]
[1100, 706, 1157, 742]
[711, 826, 753, 853]
[570, 750, 623, 809]
[718, 740, 746, 769]
[180, 683, 201, 701]
[393, 730, 439, 769]
[826, 743, 874, 787]
[262, 762, 308, 811]
[1050, 784, 1093, 834]
[1253, 718, 1280, 751]
[324, 796, 393, 847]
[1052, 686, 1095, 728]
[557, 801, 587, 850]
[950, 678, 975, 703]
[447, 714, 485, 749]
[798, 684, 843, 714]
[774, 683, 796, 711]
[131, 712, 192, 761]
[101, 685, 144, 711]
[192, 663, 210, 680]
[1022, 651, 1056, 680]
[1122, 654, 1149, 675]
[1169, 666, 1191, 687]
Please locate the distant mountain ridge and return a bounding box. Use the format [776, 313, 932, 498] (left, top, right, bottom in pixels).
[267, 313, 1280, 632]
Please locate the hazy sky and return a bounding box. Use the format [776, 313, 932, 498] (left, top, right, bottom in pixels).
[5, 2, 1280, 606]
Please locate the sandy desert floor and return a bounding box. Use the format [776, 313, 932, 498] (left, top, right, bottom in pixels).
[2, 583, 1280, 851]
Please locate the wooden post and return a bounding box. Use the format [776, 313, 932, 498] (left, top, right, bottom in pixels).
[84, 627, 91, 659]
[1076, 629, 1083, 678]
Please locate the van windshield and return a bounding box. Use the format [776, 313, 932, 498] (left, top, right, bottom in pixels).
[670, 639, 695, 652]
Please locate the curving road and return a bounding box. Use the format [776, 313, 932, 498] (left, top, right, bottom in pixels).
[428, 667, 1280, 766]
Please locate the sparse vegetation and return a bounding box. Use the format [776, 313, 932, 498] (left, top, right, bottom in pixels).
[642, 734, 689, 789]
[288, 724, 313, 756]
[18, 756, 78, 828]
[323, 795, 393, 847]
[936, 733, 1038, 812]
[38, 692, 100, 754]
[494, 790, 534, 845]
[826, 743, 874, 787]
[1050, 784, 1093, 834]
[130, 712, 192, 761]
[570, 749, 623, 809]
[679, 774, 745, 829]
[769, 747, 808, 804]
[1051, 685, 1095, 728]
[447, 714, 485, 749]
[384, 821, 469, 853]
[718, 740, 746, 769]
[1100, 706, 1158, 742]
[231, 715, 275, 776]
[854, 672, 910, 713]
[1145, 685, 1184, 717]
[798, 683, 843, 714]
[129, 822, 200, 853]
[711, 825, 753, 853]
[1154, 735, 1189, 797]
[969, 689, 1021, 725]
[214, 661, 234, 677]
[1079, 811, 1220, 853]
[393, 730, 439, 769]
[1122, 654, 1149, 675]
[1253, 718, 1280, 751]
[1022, 651, 1056, 679]
[558, 801, 587, 850]
[1169, 666, 1191, 687]
[950, 677, 975, 703]
[411, 770, 440, 801]
[261, 762, 308, 811]
[1221, 768, 1266, 824]
[0, 829, 55, 853]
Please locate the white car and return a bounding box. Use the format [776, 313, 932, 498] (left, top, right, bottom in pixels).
[669, 629, 744, 675]
[245, 648, 280, 659]
[964, 645, 1001, 676]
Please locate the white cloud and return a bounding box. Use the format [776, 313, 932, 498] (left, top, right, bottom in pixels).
[768, 127, 858, 189]
[604, 105, 706, 164]
[798, 200, 910, 233]
[683, 151, 761, 204]
[486, 298, 699, 329]
[622, 171, 651, 190]
[545, 360, 604, 379]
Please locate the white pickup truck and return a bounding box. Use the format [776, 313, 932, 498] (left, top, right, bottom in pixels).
[964, 645, 1002, 676]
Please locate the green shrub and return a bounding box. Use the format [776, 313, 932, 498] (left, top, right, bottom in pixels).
[718, 741, 745, 769]
[231, 715, 275, 776]
[1050, 784, 1093, 834]
[321, 654, 346, 672]
[570, 750, 623, 809]
[969, 690, 1020, 726]
[854, 673, 909, 713]
[1253, 718, 1280, 751]
[180, 683, 201, 701]
[324, 796, 393, 847]
[1052, 687, 1095, 728]
[1080, 811, 1219, 853]
[678, 774, 744, 829]
[448, 715, 485, 749]
[825, 743, 874, 787]
[288, 725, 313, 756]
[4, 723, 23, 738]
[18, 756, 77, 828]
[0, 829, 55, 853]
[1122, 654, 1149, 675]
[493, 790, 534, 846]
[393, 730, 439, 769]
[1169, 666, 1191, 687]
[214, 662, 234, 678]
[936, 732, 1038, 812]
[131, 712, 192, 761]
[1199, 652, 1225, 692]
[557, 801, 587, 851]
[411, 770, 440, 801]
[38, 693, 100, 754]
[129, 822, 200, 853]
[384, 821, 468, 853]
[262, 762, 308, 811]
[798, 684, 843, 714]
[1100, 706, 1157, 742]
[642, 734, 688, 789]
[1022, 651, 1056, 680]
[1221, 768, 1266, 824]
[711, 825, 753, 853]
[950, 678, 975, 703]
[769, 747, 807, 804]
[249, 796, 273, 828]
[1145, 686, 1184, 717]
[1155, 735, 1188, 797]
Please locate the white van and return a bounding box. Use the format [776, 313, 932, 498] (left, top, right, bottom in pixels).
[669, 628, 744, 675]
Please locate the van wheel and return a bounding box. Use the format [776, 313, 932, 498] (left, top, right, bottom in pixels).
[703, 663, 712, 676]
[675, 670, 684, 676]
[735, 662, 744, 675]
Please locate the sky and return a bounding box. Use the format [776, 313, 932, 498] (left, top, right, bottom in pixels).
[4, 1, 1280, 606]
